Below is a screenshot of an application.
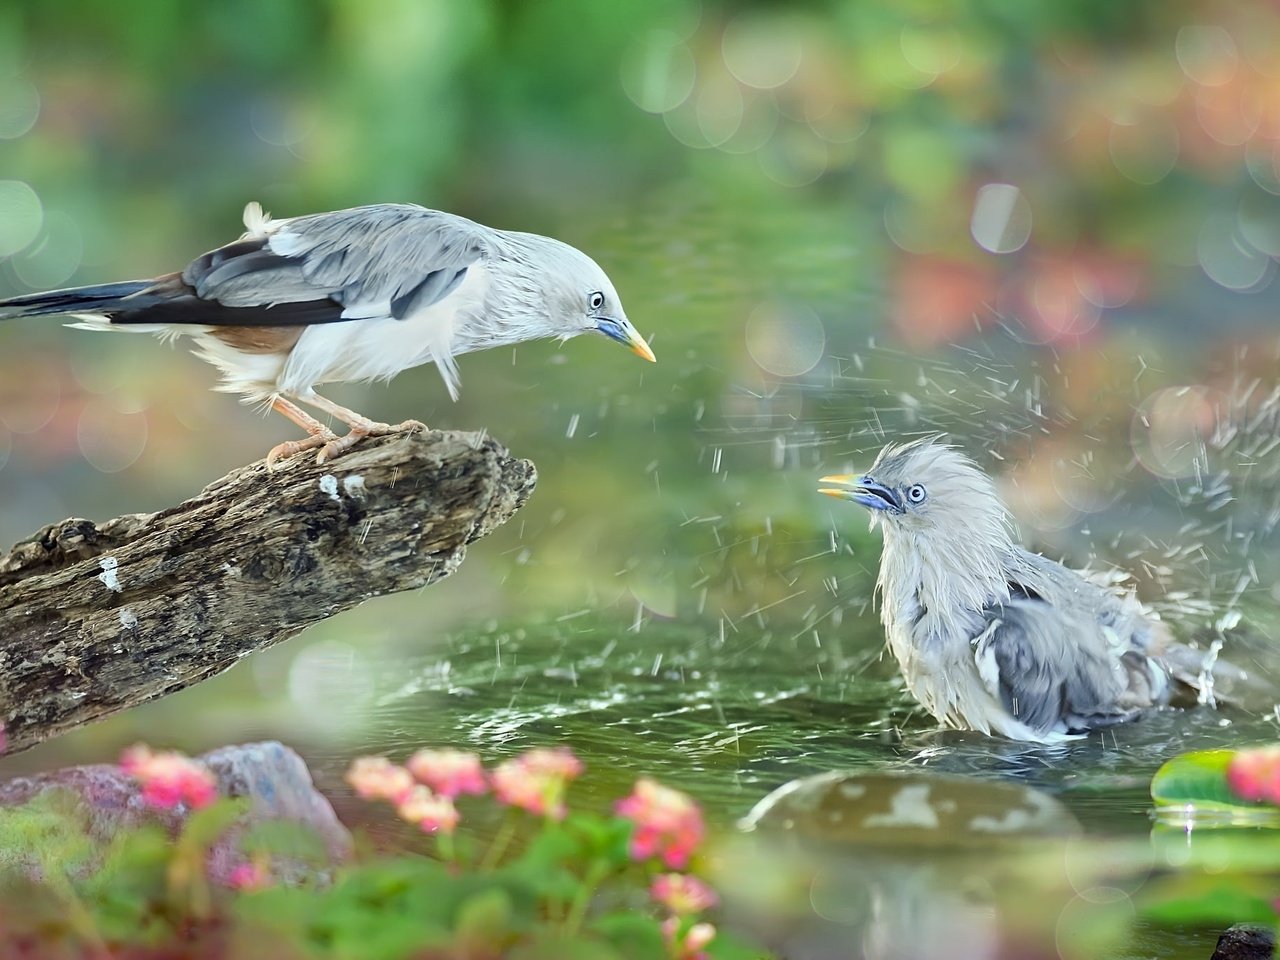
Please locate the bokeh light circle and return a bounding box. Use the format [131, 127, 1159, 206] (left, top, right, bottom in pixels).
[1109, 117, 1179, 185]
[1197, 213, 1273, 292]
[757, 125, 829, 187]
[0, 77, 39, 140]
[970, 183, 1032, 254]
[287, 640, 375, 727]
[1175, 25, 1239, 86]
[1056, 890, 1135, 960]
[722, 14, 804, 90]
[0, 180, 43, 258]
[1237, 193, 1280, 257]
[745, 302, 825, 377]
[694, 71, 745, 148]
[620, 31, 696, 115]
[1132, 385, 1220, 479]
[77, 405, 149, 473]
[13, 211, 84, 289]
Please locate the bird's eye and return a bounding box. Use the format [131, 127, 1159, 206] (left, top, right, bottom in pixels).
[906, 484, 927, 504]
[588, 291, 605, 311]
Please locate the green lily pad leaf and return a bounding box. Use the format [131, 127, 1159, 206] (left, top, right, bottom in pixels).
[1150, 750, 1280, 825]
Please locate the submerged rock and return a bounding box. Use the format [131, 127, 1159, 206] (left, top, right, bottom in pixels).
[739, 769, 1081, 847]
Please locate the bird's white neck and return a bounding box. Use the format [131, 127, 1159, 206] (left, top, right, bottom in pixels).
[877, 524, 1012, 642]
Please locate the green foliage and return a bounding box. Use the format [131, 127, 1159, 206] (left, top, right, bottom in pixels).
[1140, 747, 1280, 936]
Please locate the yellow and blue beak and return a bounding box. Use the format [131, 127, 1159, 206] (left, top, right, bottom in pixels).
[818, 475, 904, 515]
[598, 317, 656, 363]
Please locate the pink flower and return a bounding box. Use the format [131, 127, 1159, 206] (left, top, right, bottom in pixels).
[345, 756, 414, 803]
[616, 778, 705, 869]
[119, 744, 218, 810]
[661, 917, 716, 960]
[1227, 746, 1280, 805]
[406, 748, 487, 798]
[491, 747, 583, 820]
[227, 860, 272, 892]
[395, 785, 460, 835]
[651, 873, 718, 915]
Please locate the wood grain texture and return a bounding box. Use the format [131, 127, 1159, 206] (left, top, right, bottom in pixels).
[0, 430, 536, 755]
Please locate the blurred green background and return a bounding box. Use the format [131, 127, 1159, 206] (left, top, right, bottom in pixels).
[2, 0, 1279, 804]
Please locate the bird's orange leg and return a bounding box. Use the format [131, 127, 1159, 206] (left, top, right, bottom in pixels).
[297, 392, 427, 464]
[265, 395, 340, 469]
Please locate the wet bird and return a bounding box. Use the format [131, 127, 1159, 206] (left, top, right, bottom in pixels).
[819, 437, 1226, 743]
[0, 202, 655, 465]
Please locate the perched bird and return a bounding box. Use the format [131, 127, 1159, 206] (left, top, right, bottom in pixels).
[819, 437, 1227, 743]
[0, 202, 655, 465]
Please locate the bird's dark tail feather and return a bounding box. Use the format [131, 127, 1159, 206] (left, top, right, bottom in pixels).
[0, 280, 154, 319]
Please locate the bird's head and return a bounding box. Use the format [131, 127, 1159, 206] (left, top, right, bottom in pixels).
[517, 235, 655, 362]
[819, 438, 1013, 546]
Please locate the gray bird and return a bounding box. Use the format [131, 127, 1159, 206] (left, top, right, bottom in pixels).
[820, 437, 1227, 743]
[0, 202, 655, 465]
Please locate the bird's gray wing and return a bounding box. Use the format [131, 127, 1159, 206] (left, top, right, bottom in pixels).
[111, 204, 489, 329]
[976, 590, 1155, 736]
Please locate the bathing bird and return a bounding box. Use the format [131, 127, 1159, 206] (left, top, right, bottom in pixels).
[819, 437, 1226, 743]
[0, 202, 655, 465]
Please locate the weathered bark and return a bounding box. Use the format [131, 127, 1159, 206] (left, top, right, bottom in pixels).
[0, 430, 536, 755]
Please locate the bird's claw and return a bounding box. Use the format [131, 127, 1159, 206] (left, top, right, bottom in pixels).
[314, 419, 430, 464]
[266, 432, 338, 471]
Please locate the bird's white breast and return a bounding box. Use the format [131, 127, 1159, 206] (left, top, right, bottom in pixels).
[277, 265, 491, 398]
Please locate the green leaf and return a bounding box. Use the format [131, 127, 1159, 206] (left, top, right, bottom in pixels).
[455, 888, 513, 950]
[180, 798, 251, 849]
[591, 912, 667, 960]
[706, 929, 771, 960]
[509, 933, 627, 960]
[238, 819, 330, 866]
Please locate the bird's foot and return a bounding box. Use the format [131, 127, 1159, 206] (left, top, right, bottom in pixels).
[315, 418, 429, 464]
[266, 430, 339, 471]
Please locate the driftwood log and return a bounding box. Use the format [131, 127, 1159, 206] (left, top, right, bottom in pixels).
[0, 430, 536, 755]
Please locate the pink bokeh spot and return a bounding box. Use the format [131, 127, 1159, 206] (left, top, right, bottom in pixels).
[1226, 745, 1280, 806]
